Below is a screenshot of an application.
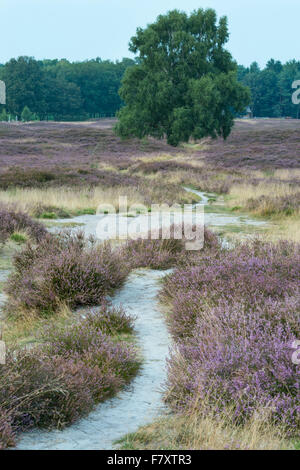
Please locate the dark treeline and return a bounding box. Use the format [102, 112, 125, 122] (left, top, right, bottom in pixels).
[238, 59, 300, 118]
[0, 56, 299, 121]
[0, 56, 135, 121]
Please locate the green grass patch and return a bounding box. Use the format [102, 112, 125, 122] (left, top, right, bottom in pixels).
[39, 212, 58, 219]
[74, 208, 96, 216]
[293, 441, 300, 450]
[10, 232, 28, 244]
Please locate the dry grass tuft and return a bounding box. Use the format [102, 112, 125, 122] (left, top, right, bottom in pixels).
[117, 409, 292, 450]
[2, 303, 72, 348]
[228, 182, 300, 207]
[0, 187, 147, 216]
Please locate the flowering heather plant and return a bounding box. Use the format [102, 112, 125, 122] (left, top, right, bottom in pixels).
[0, 304, 139, 448]
[42, 321, 139, 394]
[163, 240, 300, 316]
[0, 205, 47, 244]
[166, 303, 300, 431]
[81, 303, 135, 336]
[125, 224, 219, 270]
[203, 119, 300, 170]
[163, 239, 300, 434]
[5, 231, 130, 316]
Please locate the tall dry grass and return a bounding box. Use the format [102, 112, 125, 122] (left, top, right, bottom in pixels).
[264, 219, 300, 243]
[229, 182, 299, 207]
[228, 181, 300, 223]
[249, 169, 300, 181]
[0, 187, 147, 216]
[118, 408, 292, 450]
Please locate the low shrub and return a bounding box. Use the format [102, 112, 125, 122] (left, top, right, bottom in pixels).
[125, 224, 219, 270]
[5, 231, 130, 316]
[0, 205, 47, 244]
[80, 303, 135, 336]
[163, 240, 300, 434]
[166, 301, 299, 431]
[0, 304, 139, 448]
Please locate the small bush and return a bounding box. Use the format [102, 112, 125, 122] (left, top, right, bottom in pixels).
[21, 106, 33, 122]
[0, 205, 47, 244]
[0, 304, 139, 448]
[164, 240, 300, 434]
[5, 231, 130, 316]
[10, 232, 28, 244]
[124, 224, 219, 270]
[81, 303, 135, 336]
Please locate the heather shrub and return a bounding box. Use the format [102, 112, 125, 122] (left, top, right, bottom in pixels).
[0, 304, 139, 448]
[163, 239, 300, 326]
[166, 288, 300, 341]
[5, 231, 130, 316]
[164, 239, 300, 433]
[42, 327, 139, 398]
[166, 303, 300, 431]
[0, 205, 47, 244]
[125, 224, 219, 270]
[81, 303, 135, 336]
[0, 350, 123, 445]
[41, 304, 138, 381]
[0, 351, 98, 431]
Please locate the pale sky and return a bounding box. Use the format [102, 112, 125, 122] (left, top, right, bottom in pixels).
[0, 0, 298, 67]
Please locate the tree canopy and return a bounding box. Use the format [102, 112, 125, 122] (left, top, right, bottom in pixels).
[0, 56, 135, 120]
[238, 60, 300, 118]
[0, 15, 299, 125]
[116, 8, 250, 146]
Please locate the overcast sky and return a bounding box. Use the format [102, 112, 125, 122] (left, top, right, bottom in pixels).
[0, 0, 298, 67]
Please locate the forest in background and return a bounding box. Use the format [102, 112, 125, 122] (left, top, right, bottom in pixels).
[238, 59, 300, 118]
[0, 57, 135, 121]
[0, 56, 299, 121]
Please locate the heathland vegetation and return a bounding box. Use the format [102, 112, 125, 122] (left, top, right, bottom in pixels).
[0, 116, 299, 449]
[0, 6, 299, 451]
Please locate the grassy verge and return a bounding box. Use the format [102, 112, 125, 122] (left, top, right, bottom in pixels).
[0, 182, 199, 220]
[116, 412, 295, 450]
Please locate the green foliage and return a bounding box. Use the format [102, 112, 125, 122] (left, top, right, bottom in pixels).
[10, 232, 28, 243]
[0, 108, 8, 121]
[0, 56, 135, 120]
[239, 59, 300, 118]
[0, 32, 298, 122]
[21, 105, 33, 122]
[116, 8, 250, 146]
[39, 212, 57, 220]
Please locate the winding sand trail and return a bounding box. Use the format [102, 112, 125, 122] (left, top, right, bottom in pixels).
[12, 189, 266, 450]
[16, 268, 171, 450]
